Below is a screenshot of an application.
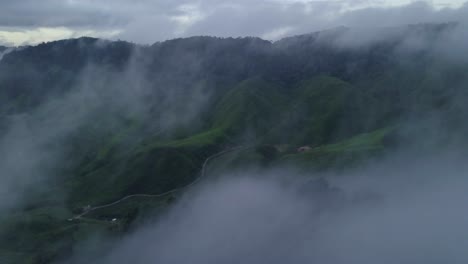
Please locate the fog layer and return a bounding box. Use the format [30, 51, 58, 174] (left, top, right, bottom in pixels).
[67, 151, 468, 264]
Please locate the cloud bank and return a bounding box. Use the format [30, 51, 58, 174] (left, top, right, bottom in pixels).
[0, 0, 467, 45]
[67, 152, 468, 264]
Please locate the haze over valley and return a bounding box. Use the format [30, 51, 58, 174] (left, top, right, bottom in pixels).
[1, 1, 468, 263]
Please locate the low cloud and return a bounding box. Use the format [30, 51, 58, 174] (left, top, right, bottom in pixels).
[0, 42, 213, 213]
[1, 1, 468, 45]
[70, 151, 468, 264]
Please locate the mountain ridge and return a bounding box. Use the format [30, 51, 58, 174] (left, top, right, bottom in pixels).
[1, 22, 467, 263]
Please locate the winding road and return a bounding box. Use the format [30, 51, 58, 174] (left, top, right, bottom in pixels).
[73, 145, 249, 219]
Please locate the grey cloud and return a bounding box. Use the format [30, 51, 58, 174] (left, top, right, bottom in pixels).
[0, 0, 193, 29]
[338, 1, 468, 28]
[185, 2, 315, 37]
[0, 0, 122, 28]
[159, 1, 468, 43]
[116, 15, 179, 44]
[2, 1, 468, 44]
[159, 1, 468, 42]
[72, 153, 468, 264]
[0, 43, 214, 213]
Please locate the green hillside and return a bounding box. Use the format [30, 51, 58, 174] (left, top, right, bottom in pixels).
[212, 77, 288, 139]
[1, 24, 467, 263]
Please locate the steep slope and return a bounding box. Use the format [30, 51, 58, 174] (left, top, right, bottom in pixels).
[263, 75, 378, 146]
[280, 127, 394, 170]
[211, 77, 288, 139]
[0, 38, 138, 114]
[1, 23, 468, 263]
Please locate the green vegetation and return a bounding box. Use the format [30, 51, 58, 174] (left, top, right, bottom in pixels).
[308, 127, 392, 153]
[1, 24, 467, 263]
[140, 127, 228, 151]
[212, 77, 288, 138]
[281, 127, 394, 170]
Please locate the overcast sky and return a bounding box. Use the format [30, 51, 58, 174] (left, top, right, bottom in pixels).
[0, 0, 467, 46]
